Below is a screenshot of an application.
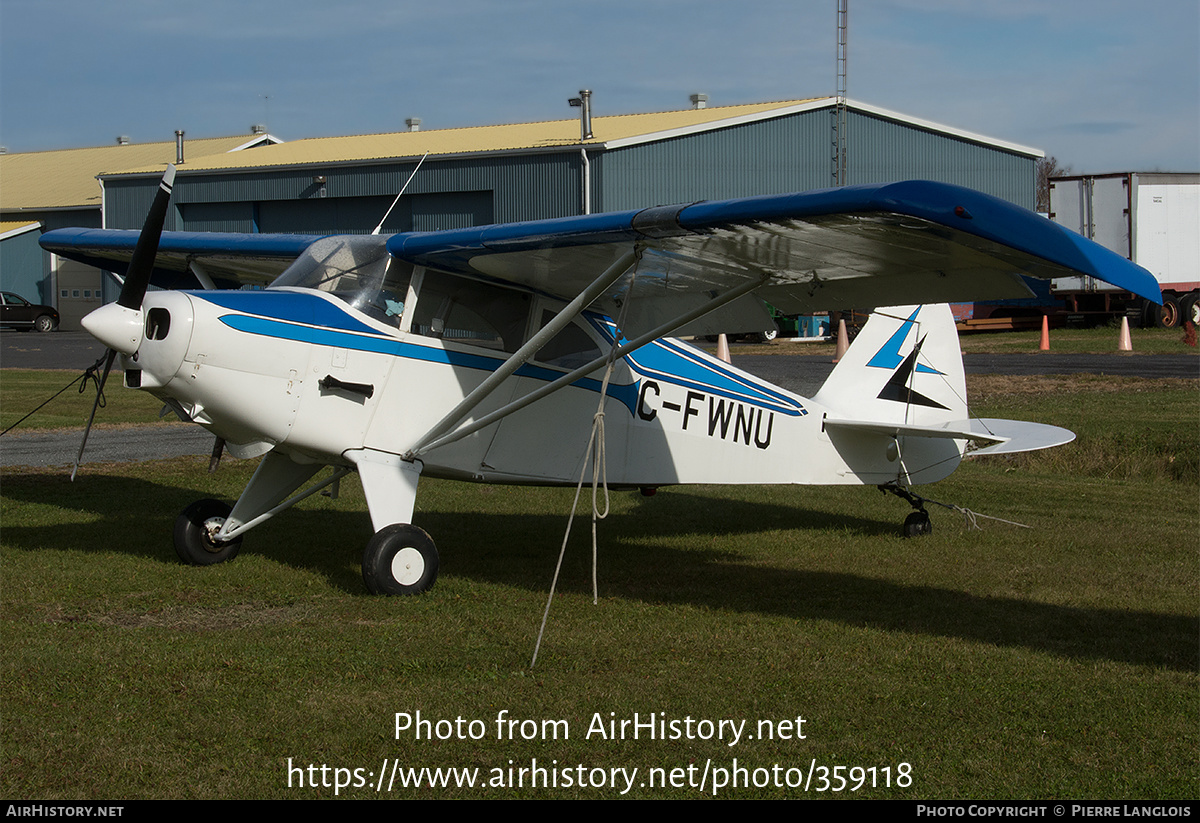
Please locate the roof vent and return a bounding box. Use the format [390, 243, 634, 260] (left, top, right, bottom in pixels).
[175, 130, 185, 164]
[250, 124, 266, 135]
[690, 93, 708, 110]
[406, 117, 422, 132]
[568, 89, 593, 141]
[117, 135, 130, 145]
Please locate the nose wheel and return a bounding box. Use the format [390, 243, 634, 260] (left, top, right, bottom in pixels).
[362, 524, 439, 595]
[173, 498, 243, 564]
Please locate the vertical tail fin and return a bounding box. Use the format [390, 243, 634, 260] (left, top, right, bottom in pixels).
[813, 305, 968, 485]
[814, 304, 967, 426]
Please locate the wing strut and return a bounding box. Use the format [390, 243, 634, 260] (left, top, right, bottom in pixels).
[402, 249, 640, 458]
[408, 270, 770, 459]
[189, 260, 217, 290]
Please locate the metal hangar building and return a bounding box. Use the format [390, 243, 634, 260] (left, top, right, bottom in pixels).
[3, 96, 1042, 327]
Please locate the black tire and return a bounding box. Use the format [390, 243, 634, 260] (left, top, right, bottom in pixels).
[902, 511, 932, 538]
[753, 329, 779, 343]
[33, 314, 57, 333]
[173, 499, 242, 565]
[362, 524, 438, 595]
[1180, 293, 1200, 328]
[1153, 296, 1181, 329]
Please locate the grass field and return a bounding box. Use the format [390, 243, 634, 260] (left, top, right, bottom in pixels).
[1, 369, 1196, 799]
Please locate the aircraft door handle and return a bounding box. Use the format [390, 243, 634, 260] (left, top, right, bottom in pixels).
[319, 374, 375, 398]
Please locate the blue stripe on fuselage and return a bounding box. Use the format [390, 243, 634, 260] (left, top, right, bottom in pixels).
[588, 317, 805, 417]
[206, 299, 640, 415]
[195, 289, 800, 421]
[194, 290, 379, 335]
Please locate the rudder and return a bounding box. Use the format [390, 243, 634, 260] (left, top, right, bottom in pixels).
[813, 305, 968, 486]
[814, 304, 967, 428]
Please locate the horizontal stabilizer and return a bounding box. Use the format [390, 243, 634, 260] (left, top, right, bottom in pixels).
[823, 416, 1075, 456]
[959, 418, 1076, 456]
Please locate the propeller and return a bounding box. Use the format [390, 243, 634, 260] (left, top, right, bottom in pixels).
[72, 165, 176, 480]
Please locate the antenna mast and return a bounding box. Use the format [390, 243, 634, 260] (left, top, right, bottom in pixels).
[832, 0, 849, 186]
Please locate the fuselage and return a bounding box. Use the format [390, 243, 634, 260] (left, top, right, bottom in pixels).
[119, 281, 956, 490]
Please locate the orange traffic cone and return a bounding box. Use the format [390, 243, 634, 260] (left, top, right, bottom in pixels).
[1117, 316, 1133, 351]
[832, 318, 849, 363]
[716, 333, 732, 364]
[1039, 315, 1050, 351]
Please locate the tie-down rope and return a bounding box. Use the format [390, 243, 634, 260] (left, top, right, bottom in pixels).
[531, 269, 636, 668]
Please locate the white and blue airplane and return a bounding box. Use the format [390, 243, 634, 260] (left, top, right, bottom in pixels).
[41, 167, 1161, 595]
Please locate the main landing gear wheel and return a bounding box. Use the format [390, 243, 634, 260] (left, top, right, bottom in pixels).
[902, 510, 933, 538]
[173, 499, 243, 565]
[362, 524, 439, 596]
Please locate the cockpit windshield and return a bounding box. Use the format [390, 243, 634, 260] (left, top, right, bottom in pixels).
[269, 235, 413, 323]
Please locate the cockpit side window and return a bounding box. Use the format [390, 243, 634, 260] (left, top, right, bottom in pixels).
[410, 271, 529, 353]
[533, 308, 603, 369]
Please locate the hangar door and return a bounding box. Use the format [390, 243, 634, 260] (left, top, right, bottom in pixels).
[254, 191, 494, 234]
[54, 257, 104, 331]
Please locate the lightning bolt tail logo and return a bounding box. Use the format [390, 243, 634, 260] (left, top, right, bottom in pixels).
[876, 334, 949, 410]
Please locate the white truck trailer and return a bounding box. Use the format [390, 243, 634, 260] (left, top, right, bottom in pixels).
[1048, 172, 1199, 327]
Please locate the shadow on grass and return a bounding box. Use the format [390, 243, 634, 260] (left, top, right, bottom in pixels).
[2, 471, 1195, 674]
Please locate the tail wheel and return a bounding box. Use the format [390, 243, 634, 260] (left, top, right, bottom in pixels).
[174, 499, 242, 565]
[363, 524, 438, 595]
[902, 510, 933, 538]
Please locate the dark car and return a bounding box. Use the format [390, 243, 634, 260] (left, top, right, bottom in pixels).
[0, 292, 59, 332]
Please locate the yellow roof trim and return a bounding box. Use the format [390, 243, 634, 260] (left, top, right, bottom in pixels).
[107, 99, 831, 175]
[0, 220, 42, 239]
[0, 134, 280, 211]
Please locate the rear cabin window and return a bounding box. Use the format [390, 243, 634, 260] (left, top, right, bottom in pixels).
[534, 309, 603, 369]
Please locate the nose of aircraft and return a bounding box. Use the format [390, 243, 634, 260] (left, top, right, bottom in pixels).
[129, 292, 195, 389]
[81, 301, 145, 355]
[79, 290, 195, 391]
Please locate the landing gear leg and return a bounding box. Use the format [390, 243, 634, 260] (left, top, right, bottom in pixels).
[879, 483, 933, 538]
[351, 450, 434, 595]
[174, 451, 334, 563]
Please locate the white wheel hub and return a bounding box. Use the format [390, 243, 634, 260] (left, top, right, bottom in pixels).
[391, 547, 425, 586]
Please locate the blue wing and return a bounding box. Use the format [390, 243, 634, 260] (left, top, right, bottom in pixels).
[386, 180, 1160, 336]
[42, 180, 1160, 335]
[40, 229, 325, 290]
